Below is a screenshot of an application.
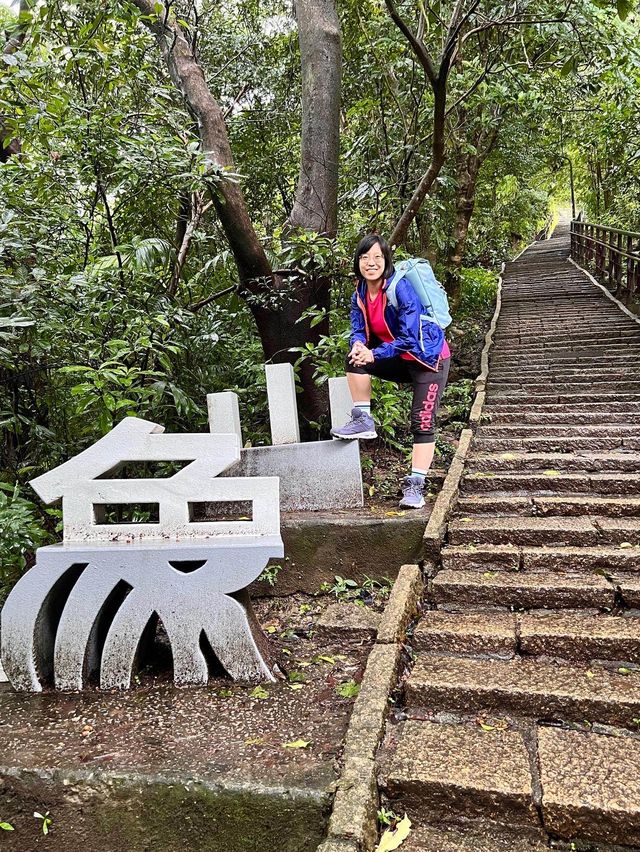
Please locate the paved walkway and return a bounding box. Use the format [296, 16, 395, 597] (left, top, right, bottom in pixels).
[379, 224, 640, 849]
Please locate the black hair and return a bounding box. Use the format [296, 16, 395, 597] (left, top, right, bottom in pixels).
[353, 234, 394, 281]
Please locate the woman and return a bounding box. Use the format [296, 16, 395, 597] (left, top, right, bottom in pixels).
[331, 234, 450, 509]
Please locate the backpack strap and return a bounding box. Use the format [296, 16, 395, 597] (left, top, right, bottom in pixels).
[385, 272, 401, 310]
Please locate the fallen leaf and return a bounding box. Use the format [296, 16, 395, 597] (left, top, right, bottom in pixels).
[283, 739, 311, 749]
[619, 542, 633, 549]
[250, 686, 269, 700]
[543, 469, 561, 477]
[375, 814, 412, 851]
[501, 453, 516, 460]
[479, 723, 495, 732]
[245, 737, 264, 745]
[265, 626, 277, 634]
[619, 667, 633, 675]
[288, 683, 304, 691]
[385, 511, 406, 517]
[586, 670, 595, 679]
[483, 571, 497, 579]
[0, 822, 14, 831]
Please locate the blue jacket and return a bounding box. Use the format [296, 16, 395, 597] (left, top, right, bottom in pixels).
[350, 276, 444, 371]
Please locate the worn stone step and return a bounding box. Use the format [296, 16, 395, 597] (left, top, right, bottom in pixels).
[398, 825, 550, 852]
[456, 495, 640, 518]
[487, 393, 640, 408]
[475, 436, 636, 453]
[441, 544, 640, 574]
[485, 398, 640, 412]
[462, 471, 640, 495]
[619, 575, 640, 607]
[469, 452, 640, 473]
[479, 424, 640, 438]
[448, 516, 599, 547]
[485, 410, 640, 425]
[385, 721, 538, 828]
[538, 727, 640, 846]
[519, 611, 640, 663]
[488, 380, 640, 394]
[414, 611, 517, 658]
[405, 655, 640, 726]
[494, 331, 640, 347]
[431, 569, 615, 609]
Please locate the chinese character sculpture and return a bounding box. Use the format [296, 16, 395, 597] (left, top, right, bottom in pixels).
[0, 417, 283, 692]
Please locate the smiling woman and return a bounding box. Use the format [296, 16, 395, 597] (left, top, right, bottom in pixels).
[330, 235, 451, 510]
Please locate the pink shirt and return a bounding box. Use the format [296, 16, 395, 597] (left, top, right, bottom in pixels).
[367, 292, 450, 361]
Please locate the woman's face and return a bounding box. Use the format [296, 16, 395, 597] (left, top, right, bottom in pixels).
[358, 243, 385, 284]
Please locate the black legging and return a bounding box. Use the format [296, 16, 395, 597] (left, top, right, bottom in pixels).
[346, 355, 450, 444]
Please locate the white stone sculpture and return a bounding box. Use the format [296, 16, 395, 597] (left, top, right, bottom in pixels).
[0, 417, 283, 692]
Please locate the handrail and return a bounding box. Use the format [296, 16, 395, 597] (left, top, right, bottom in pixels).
[570, 218, 640, 304]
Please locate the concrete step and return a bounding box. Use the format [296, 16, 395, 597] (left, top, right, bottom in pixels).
[404, 655, 640, 726]
[487, 392, 640, 407]
[519, 611, 640, 663]
[485, 410, 640, 425]
[469, 452, 640, 473]
[397, 824, 549, 852]
[385, 721, 538, 829]
[538, 726, 640, 847]
[415, 609, 640, 663]
[450, 515, 640, 547]
[456, 495, 640, 518]
[441, 544, 640, 574]
[462, 471, 640, 495]
[431, 569, 615, 610]
[487, 380, 640, 394]
[474, 436, 635, 453]
[478, 424, 640, 438]
[448, 516, 600, 547]
[414, 611, 517, 658]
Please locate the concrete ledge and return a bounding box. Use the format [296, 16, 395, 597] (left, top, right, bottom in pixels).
[377, 565, 423, 645]
[252, 512, 429, 596]
[322, 556, 423, 850]
[0, 766, 331, 852]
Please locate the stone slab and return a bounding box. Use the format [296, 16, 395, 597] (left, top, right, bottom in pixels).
[519, 612, 640, 663]
[441, 545, 520, 572]
[413, 612, 516, 658]
[618, 575, 640, 607]
[448, 516, 599, 548]
[405, 655, 640, 726]
[223, 440, 363, 511]
[265, 362, 300, 444]
[400, 825, 549, 851]
[539, 727, 640, 846]
[315, 603, 380, 643]
[431, 570, 614, 610]
[327, 756, 378, 849]
[385, 720, 537, 826]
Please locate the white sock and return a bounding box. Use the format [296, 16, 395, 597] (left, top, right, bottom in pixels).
[355, 402, 371, 415]
[411, 468, 428, 482]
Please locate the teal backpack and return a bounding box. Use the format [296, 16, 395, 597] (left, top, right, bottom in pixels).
[386, 258, 452, 329]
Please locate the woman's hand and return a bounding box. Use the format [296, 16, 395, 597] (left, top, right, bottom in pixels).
[350, 345, 374, 366]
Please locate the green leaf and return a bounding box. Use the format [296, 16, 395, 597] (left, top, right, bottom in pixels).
[0, 822, 14, 831]
[250, 686, 269, 700]
[336, 679, 360, 698]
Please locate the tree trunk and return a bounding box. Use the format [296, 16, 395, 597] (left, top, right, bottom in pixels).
[130, 0, 341, 435]
[289, 0, 341, 237]
[444, 151, 480, 307]
[389, 78, 447, 248]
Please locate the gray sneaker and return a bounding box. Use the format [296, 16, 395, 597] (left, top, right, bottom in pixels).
[330, 407, 377, 440]
[399, 475, 425, 509]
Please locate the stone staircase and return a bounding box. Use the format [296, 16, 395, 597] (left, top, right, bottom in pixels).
[380, 224, 640, 849]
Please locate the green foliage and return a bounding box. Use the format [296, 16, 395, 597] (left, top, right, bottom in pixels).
[0, 483, 51, 600]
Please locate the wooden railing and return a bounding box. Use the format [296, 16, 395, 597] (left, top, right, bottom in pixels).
[570, 218, 640, 303]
